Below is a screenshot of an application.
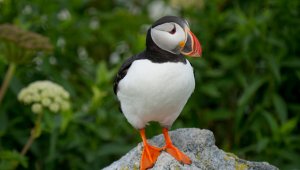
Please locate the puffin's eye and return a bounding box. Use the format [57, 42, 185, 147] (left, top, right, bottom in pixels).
[169, 25, 176, 34]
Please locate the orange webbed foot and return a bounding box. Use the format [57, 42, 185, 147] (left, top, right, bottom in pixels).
[163, 143, 191, 164]
[139, 129, 162, 170]
[140, 144, 162, 170]
[162, 128, 192, 165]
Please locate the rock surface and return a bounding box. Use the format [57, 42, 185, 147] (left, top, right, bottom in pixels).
[104, 128, 278, 170]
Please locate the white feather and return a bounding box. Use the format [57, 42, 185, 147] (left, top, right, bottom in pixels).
[117, 59, 195, 129]
[151, 22, 186, 54]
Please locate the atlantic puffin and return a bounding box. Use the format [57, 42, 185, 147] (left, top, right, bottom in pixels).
[114, 16, 202, 170]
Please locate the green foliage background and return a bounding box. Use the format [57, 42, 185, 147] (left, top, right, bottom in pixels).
[0, 0, 299, 169]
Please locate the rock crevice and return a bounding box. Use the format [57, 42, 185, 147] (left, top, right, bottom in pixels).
[104, 128, 278, 170]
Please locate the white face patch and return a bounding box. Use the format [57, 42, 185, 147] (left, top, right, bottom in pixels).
[150, 22, 186, 54]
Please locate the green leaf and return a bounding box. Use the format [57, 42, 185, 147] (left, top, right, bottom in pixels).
[205, 109, 232, 121]
[261, 111, 279, 138]
[238, 78, 266, 106]
[205, 69, 224, 78]
[282, 57, 300, 68]
[96, 62, 109, 85]
[280, 118, 298, 135]
[276, 149, 300, 163]
[268, 57, 281, 82]
[98, 143, 133, 156]
[0, 150, 28, 168]
[272, 94, 287, 124]
[90, 85, 107, 109]
[297, 71, 300, 79]
[256, 138, 269, 153]
[60, 110, 73, 133]
[200, 84, 220, 98]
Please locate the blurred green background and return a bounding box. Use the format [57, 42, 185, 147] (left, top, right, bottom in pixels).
[0, 0, 300, 169]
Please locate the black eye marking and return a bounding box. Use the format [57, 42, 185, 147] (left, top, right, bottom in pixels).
[169, 24, 176, 34]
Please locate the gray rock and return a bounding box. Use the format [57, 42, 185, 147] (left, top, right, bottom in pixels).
[104, 128, 278, 170]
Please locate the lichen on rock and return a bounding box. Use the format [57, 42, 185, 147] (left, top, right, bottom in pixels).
[104, 128, 278, 170]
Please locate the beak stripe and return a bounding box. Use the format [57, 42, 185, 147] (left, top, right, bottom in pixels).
[181, 29, 202, 57]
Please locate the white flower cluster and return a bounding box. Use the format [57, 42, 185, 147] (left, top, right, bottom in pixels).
[18, 80, 71, 114]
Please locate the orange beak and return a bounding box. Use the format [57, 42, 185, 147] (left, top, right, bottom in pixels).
[181, 29, 202, 57]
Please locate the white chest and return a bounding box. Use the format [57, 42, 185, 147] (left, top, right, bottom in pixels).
[117, 59, 195, 129]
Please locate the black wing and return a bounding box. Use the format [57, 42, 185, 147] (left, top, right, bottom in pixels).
[113, 51, 146, 94]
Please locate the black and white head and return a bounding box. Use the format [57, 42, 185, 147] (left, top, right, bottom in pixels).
[147, 16, 202, 57]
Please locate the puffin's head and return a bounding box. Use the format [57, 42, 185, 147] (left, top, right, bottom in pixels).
[147, 16, 202, 57]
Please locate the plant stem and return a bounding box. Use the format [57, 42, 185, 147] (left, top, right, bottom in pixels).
[20, 130, 36, 156]
[11, 113, 43, 170]
[0, 63, 16, 105]
[21, 112, 43, 156]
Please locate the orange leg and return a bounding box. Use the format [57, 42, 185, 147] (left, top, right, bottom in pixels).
[162, 128, 192, 164]
[139, 129, 162, 170]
